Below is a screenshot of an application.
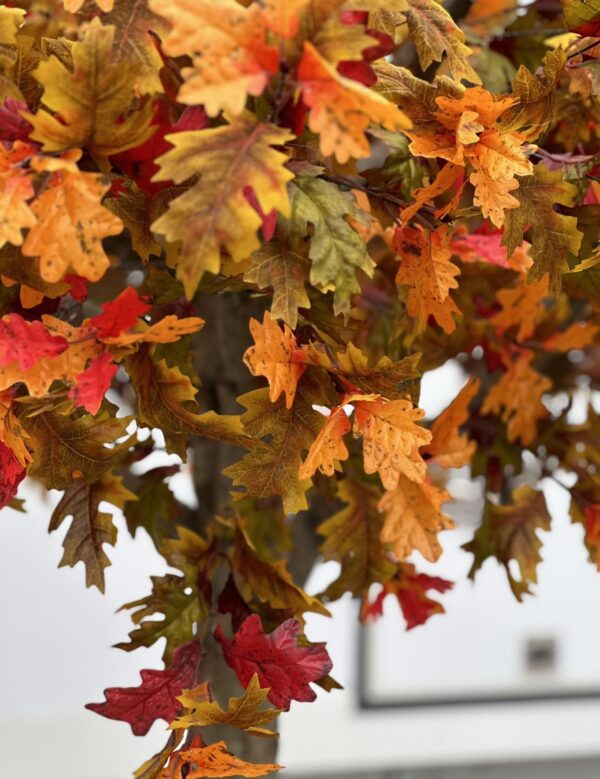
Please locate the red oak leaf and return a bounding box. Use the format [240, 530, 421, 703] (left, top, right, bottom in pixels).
[217, 575, 252, 633]
[90, 287, 151, 339]
[64, 274, 88, 302]
[215, 614, 332, 711]
[0, 442, 26, 510]
[243, 186, 277, 241]
[112, 103, 208, 194]
[86, 640, 201, 736]
[0, 99, 33, 142]
[362, 564, 453, 630]
[0, 314, 69, 370]
[68, 353, 118, 415]
[337, 12, 394, 87]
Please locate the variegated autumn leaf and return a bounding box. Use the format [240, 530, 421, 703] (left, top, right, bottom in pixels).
[502, 163, 583, 291]
[22, 154, 123, 283]
[353, 396, 432, 489]
[394, 225, 461, 333]
[243, 312, 306, 409]
[491, 274, 550, 342]
[0, 390, 32, 467]
[0, 142, 36, 248]
[464, 485, 551, 600]
[170, 675, 280, 737]
[298, 42, 411, 164]
[403, 0, 481, 84]
[149, 0, 279, 116]
[424, 377, 480, 469]
[159, 738, 281, 779]
[27, 19, 154, 157]
[482, 351, 552, 446]
[379, 476, 454, 563]
[0, 317, 100, 397]
[152, 114, 293, 299]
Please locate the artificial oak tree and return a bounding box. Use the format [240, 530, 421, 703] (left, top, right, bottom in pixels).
[1, 0, 599, 775]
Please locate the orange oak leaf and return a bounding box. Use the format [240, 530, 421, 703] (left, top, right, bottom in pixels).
[379, 476, 454, 563]
[63, 0, 114, 12]
[424, 377, 480, 468]
[491, 274, 550, 342]
[0, 142, 38, 247]
[243, 312, 306, 409]
[298, 405, 351, 480]
[68, 353, 118, 416]
[159, 737, 281, 779]
[22, 155, 123, 283]
[394, 225, 461, 333]
[98, 315, 204, 346]
[149, 0, 279, 116]
[353, 397, 432, 489]
[0, 391, 32, 467]
[401, 162, 464, 225]
[544, 321, 599, 351]
[298, 42, 411, 163]
[263, 0, 307, 38]
[482, 351, 552, 446]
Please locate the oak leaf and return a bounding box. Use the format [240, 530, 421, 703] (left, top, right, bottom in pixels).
[68, 353, 118, 416]
[49, 472, 135, 592]
[90, 287, 151, 339]
[22, 157, 123, 283]
[298, 41, 411, 163]
[28, 20, 154, 157]
[319, 478, 397, 599]
[491, 274, 550, 342]
[159, 738, 281, 779]
[379, 476, 454, 563]
[0, 313, 68, 371]
[0, 142, 36, 248]
[170, 674, 280, 737]
[502, 163, 583, 291]
[481, 351, 552, 447]
[149, 0, 279, 116]
[362, 563, 453, 629]
[424, 377, 479, 468]
[100, 315, 204, 346]
[544, 321, 599, 351]
[0, 391, 31, 467]
[404, 0, 481, 84]
[243, 312, 306, 409]
[353, 396, 432, 489]
[152, 115, 293, 298]
[288, 169, 374, 316]
[464, 485, 551, 600]
[394, 225, 461, 333]
[0, 441, 25, 511]
[215, 614, 332, 710]
[298, 405, 351, 480]
[116, 574, 207, 663]
[86, 641, 201, 736]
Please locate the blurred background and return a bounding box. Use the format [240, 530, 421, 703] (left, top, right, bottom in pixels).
[2, 363, 600, 779]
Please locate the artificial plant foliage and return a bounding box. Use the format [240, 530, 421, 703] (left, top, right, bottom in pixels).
[1, 0, 600, 775]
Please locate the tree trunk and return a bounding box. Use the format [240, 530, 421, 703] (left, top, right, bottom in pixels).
[189, 290, 325, 765]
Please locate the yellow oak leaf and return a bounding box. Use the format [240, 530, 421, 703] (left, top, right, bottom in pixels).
[394, 225, 461, 333]
[353, 397, 432, 489]
[243, 312, 306, 409]
[151, 114, 294, 299]
[298, 405, 351, 479]
[149, 0, 279, 116]
[482, 351, 552, 446]
[424, 376, 480, 469]
[27, 19, 154, 157]
[171, 675, 280, 737]
[298, 42, 411, 164]
[0, 390, 32, 467]
[491, 274, 550, 342]
[379, 476, 454, 563]
[470, 168, 519, 227]
[0, 142, 37, 249]
[22, 157, 122, 283]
